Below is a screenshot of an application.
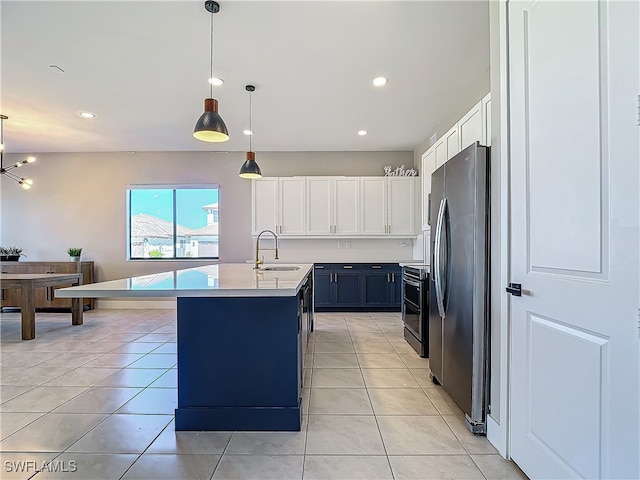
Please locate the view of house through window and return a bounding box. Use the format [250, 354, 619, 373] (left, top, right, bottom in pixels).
[127, 185, 219, 260]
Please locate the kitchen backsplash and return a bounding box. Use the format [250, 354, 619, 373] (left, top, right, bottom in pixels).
[252, 238, 420, 263]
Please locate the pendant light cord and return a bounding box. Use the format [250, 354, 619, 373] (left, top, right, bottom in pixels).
[209, 10, 214, 98]
[249, 90, 253, 152]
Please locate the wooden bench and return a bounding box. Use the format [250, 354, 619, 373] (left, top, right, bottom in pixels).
[0, 273, 83, 340]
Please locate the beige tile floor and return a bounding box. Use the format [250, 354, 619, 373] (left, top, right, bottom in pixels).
[0, 308, 527, 480]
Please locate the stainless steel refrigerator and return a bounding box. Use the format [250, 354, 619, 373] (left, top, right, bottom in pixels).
[429, 141, 490, 434]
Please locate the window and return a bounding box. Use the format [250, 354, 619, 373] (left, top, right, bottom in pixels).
[127, 185, 219, 260]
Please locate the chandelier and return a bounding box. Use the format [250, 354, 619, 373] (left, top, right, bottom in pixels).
[0, 115, 35, 190]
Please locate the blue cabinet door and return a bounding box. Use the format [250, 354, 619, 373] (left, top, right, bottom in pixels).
[334, 272, 361, 306]
[363, 271, 391, 306]
[389, 265, 402, 308]
[313, 267, 333, 307]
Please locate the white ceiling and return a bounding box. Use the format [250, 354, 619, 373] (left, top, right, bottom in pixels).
[1, 1, 490, 154]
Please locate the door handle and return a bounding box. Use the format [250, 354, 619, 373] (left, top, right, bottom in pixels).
[343, 265, 353, 269]
[434, 198, 447, 317]
[387, 273, 390, 282]
[506, 283, 522, 296]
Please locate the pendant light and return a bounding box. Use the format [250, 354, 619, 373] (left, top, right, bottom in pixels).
[239, 85, 262, 179]
[0, 115, 35, 190]
[193, 1, 229, 143]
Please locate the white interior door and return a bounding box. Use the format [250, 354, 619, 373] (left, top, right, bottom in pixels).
[508, 1, 639, 479]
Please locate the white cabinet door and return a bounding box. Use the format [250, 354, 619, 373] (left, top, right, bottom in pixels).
[387, 177, 415, 235]
[482, 93, 492, 147]
[421, 147, 436, 231]
[278, 178, 305, 235]
[334, 177, 359, 235]
[306, 177, 333, 235]
[458, 100, 483, 150]
[252, 178, 278, 235]
[434, 138, 447, 169]
[360, 177, 387, 235]
[444, 125, 460, 160]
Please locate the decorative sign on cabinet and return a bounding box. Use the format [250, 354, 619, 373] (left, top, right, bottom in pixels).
[253, 176, 418, 238]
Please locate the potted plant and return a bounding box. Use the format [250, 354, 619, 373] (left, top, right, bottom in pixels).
[67, 247, 83, 262]
[0, 246, 25, 262]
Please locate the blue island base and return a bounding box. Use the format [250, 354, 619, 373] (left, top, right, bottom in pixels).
[175, 405, 301, 431]
[175, 294, 306, 432]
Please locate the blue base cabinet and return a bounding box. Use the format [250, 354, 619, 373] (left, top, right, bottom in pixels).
[175, 283, 310, 431]
[314, 263, 401, 312]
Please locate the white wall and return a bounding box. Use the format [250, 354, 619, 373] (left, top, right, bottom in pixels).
[0, 150, 414, 283]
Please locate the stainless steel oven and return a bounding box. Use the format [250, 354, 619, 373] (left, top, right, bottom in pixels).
[402, 265, 429, 357]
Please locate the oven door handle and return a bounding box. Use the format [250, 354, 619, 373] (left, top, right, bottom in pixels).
[434, 197, 447, 318]
[403, 278, 421, 289]
[403, 296, 420, 311]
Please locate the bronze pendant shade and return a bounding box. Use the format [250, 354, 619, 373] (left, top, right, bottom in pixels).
[193, 1, 229, 143]
[239, 84, 262, 179]
[193, 98, 228, 142]
[239, 151, 262, 179]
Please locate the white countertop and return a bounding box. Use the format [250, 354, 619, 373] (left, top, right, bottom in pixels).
[55, 263, 313, 298]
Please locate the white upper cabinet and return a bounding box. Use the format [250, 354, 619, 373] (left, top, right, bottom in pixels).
[252, 177, 278, 234]
[421, 148, 436, 231]
[361, 177, 416, 236]
[435, 125, 460, 169]
[420, 93, 491, 234]
[360, 177, 387, 235]
[278, 177, 306, 235]
[482, 93, 492, 147]
[445, 125, 461, 159]
[333, 178, 360, 235]
[306, 177, 333, 235]
[306, 177, 359, 235]
[254, 175, 416, 237]
[387, 177, 416, 235]
[252, 177, 305, 236]
[458, 100, 483, 150]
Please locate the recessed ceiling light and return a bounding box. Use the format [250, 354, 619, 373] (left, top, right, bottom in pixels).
[372, 77, 388, 87]
[357, 130, 368, 136]
[208, 77, 224, 86]
[77, 111, 96, 119]
[243, 129, 253, 136]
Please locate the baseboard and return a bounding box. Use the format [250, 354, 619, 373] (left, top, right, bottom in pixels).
[95, 298, 177, 309]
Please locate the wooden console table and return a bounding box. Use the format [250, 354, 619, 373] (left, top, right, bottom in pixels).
[0, 273, 83, 340]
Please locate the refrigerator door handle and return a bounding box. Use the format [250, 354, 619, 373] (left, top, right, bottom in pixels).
[434, 197, 447, 318]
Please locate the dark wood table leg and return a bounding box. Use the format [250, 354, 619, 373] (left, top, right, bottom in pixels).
[71, 296, 83, 326]
[20, 279, 36, 340]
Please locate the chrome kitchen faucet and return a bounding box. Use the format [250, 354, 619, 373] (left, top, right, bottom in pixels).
[254, 229, 279, 269]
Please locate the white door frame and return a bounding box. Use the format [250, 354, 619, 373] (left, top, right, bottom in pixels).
[485, 0, 511, 458]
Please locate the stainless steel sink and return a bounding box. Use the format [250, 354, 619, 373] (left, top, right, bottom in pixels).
[258, 266, 300, 272]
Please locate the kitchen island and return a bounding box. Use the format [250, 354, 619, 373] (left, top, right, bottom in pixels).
[56, 263, 314, 431]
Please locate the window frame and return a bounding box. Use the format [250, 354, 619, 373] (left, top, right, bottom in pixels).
[126, 183, 220, 261]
